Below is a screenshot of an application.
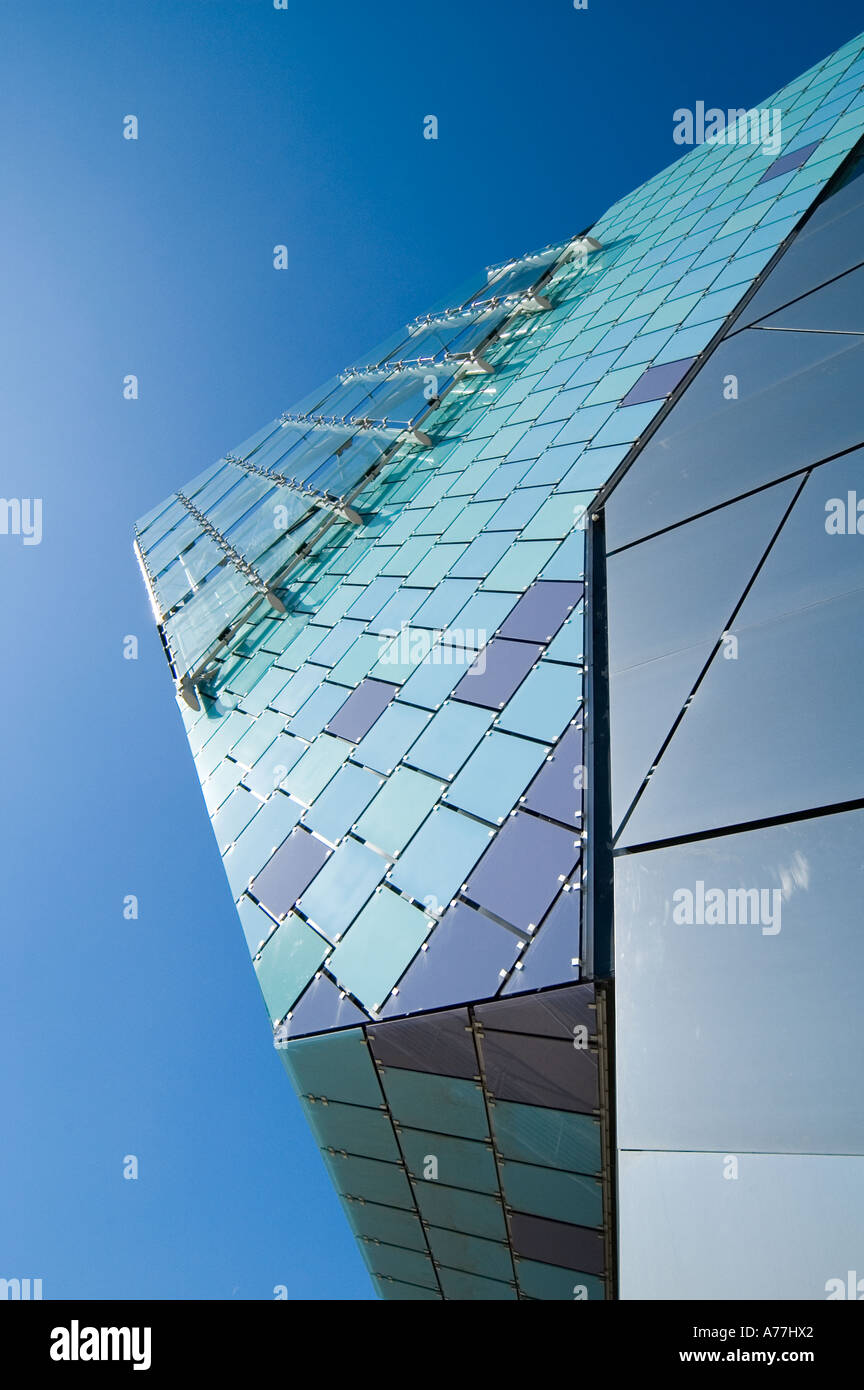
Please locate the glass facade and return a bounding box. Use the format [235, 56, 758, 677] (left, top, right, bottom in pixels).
[136, 31, 864, 1298]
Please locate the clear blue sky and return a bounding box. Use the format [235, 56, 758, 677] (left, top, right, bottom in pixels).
[0, 0, 860, 1301]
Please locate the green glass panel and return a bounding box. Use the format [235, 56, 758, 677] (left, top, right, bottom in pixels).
[436, 1267, 516, 1300]
[398, 1129, 497, 1194]
[300, 1098, 399, 1163]
[500, 1159, 603, 1227]
[375, 1276, 442, 1301]
[322, 1151, 414, 1209]
[413, 1182, 507, 1240]
[328, 887, 432, 1010]
[279, 1028, 381, 1106]
[285, 734, 348, 806]
[492, 1099, 602, 1175]
[359, 1241, 438, 1290]
[298, 836, 388, 941]
[427, 1227, 513, 1282]
[341, 1195, 428, 1252]
[380, 1068, 489, 1141]
[328, 634, 383, 687]
[355, 767, 445, 858]
[515, 1258, 605, 1301]
[521, 492, 590, 541]
[253, 913, 331, 1023]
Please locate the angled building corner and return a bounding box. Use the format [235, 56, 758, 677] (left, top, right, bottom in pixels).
[134, 28, 864, 1300]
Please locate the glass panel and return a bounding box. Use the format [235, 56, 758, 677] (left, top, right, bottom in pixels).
[352, 700, 430, 775]
[478, 1029, 597, 1114]
[451, 638, 542, 710]
[355, 767, 445, 859]
[412, 1183, 508, 1241]
[516, 1258, 605, 1301]
[618, 1150, 864, 1299]
[379, 1067, 490, 1140]
[280, 973, 370, 1038]
[326, 678, 397, 742]
[300, 1098, 399, 1163]
[615, 809, 864, 1154]
[297, 836, 388, 941]
[477, 984, 595, 1039]
[498, 581, 583, 643]
[463, 812, 580, 932]
[496, 661, 582, 742]
[522, 721, 584, 826]
[509, 1212, 604, 1276]
[279, 1027, 382, 1106]
[751, 261, 864, 332]
[436, 1268, 516, 1300]
[404, 701, 494, 780]
[604, 328, 864, 551]
[249, 826, 332, 919]
[492, 1099, 601, 1175]
[328, 886, 432, 1010]
[482, 540, 559, 592]
[499, 1161, 603, 1228]
[400, 1131, 498, 1195]
[165, 566, 259, 677]
[387, 806, 494, 911]
[223, 794, 305, 899]
[380, 900, 520, 1017]
[367, 1007, 476, 1078]
[443, 731, 550, 824]
[303, 762, 383, 844]
[342, 1196, 428, 1252]
[502, 888, 581, 993]
[282, 734, 347, 806]
[360, 1242, 438, 1290]
[322, 1152, 414, 1210]
[427, 1228, 512, 1282]
[620, 355, 695, 406]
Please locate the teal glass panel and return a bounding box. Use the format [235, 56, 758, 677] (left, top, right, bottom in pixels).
[440, 501, 500, 542]
[379, 1068, 489, 1140]
[405, 543, 466, 588]
[515, 1259, 605, 1301]
[309, 618, 367, 665]
[412, 1183, 507, 1240]
[370, 627, 436, 684]
[300, 1098, 399, 1163]
[328, 887, 432, 1009]
[328, 634, 382, 687]
[345, 577, 400, 621]
[381, 536, 434, 577]
[243, 731, 308, 798]
[360, 1241, 438, 1290]
[367, 587, 431, 635]
[497, 662, 583, 742]
[355, 767, 445, 858]
[398, 1130, 498, 1194]
[352, 701, 430, 775]
[540, 528, 586, 582]
[253, 913, 331, 1023]
[375, 1277, 442, 1301]
[237, 895, 277, 955]
[521, 492, 591, 541]
[211, 786, 260, 851]
[404, 702, 493, 780]
[285, 734, 348, 806]
[279, 1027, 381, 1106]
[482, 540, 559, 591]
[436, 1268, 515, 1300]
[450, 590, 518, 639]
[491, 1099, 602, 1175]
[297, 836, 388, 940]
[388, 806, 493, 909]
[322, 1152, 414, 1209]
[427, 1228, 513, 1282]
[341, 1196, 428, 1252]
[303, 762, 383, 844]
[486, 486, 547, 531]
[444, 731, 550, 824]
[272, 666, 321, 716]
[450, 531, 518, 578]
[499, 1160, 603, 1227]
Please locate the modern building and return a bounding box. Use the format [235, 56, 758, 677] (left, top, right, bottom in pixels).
[135, 30, 864, 1300]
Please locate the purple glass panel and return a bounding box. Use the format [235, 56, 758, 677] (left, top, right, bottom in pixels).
[379, 902, 521, 1018]
[367, 1008, 477, 1079]
[463, 812, 580, 931]
[250, 827, 331, 919]
[502, 890, 582, 994]
[510, 1212, 605, 1275]
[276, 973, 371, 1039]
[326, 679, 397, 742]
[478, 981, 595, 1041]
[522, 722, 584, 826]
[497, 581, 583, 644]
[757, 139, 820, 185]
[478, 1028, 598, 1113]
[451, 639, 541, 710]
[620, 356, 695, 407]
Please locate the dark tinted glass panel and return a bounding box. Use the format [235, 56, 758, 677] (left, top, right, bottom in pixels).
[522, 722, 584, 826]
[451, 638, 542, 709]
[249, 828, 332, 919]
[476, 983, 595, 1040]
[326, 679, 397, 742]
[491, 1098, 602, 1175]
[497, 581, 583, 643]
[463, 812, 580, 931]
[380, 902, 521, 1017]
[757, 139, 820, 183]
[604, 330, 864, 550]
[279, 974, 370, 1038]
[510, 1212, 604, 1275]
[478, 1029, 598, 1114]
[620, 355, 695, 406]
[367, 1008, 477, 1079]
[616, 811, 864, 1154]
[751, 262, 864, 333]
